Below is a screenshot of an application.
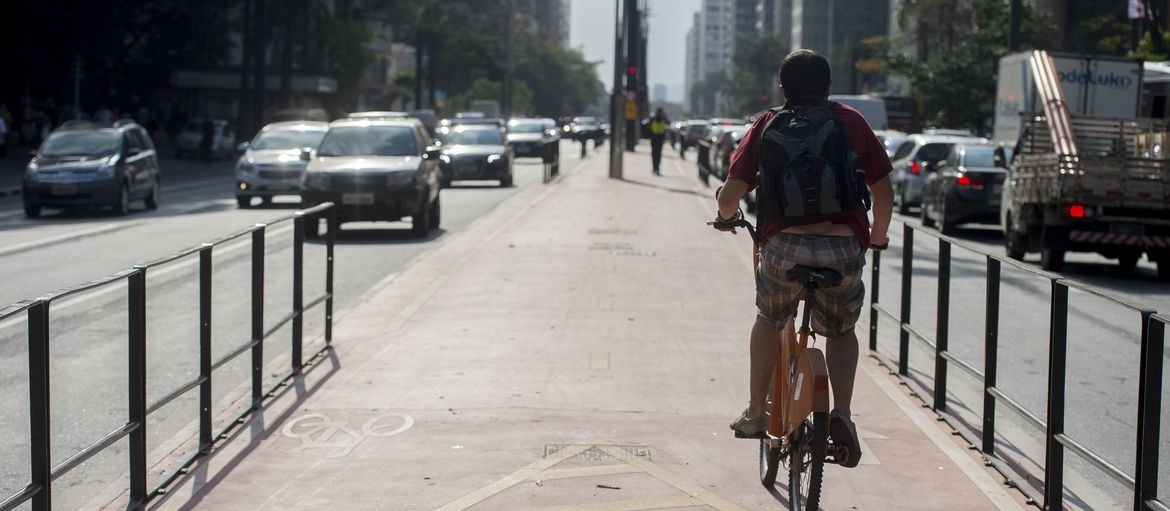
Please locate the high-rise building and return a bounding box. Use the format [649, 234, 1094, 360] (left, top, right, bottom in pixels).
[781, 0, 889, 94]
[652, 83, 668, 103]
[685, 13, 701, 106]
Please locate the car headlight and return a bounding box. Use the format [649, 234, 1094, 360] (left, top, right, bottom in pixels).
[439, 154, 451, 164]
[487, 154, 502, 164]
[386, 172, 416, 186]
[95, 164, 116, 179]
[238, 159, 255, 174]
[302, 172, 329, 189]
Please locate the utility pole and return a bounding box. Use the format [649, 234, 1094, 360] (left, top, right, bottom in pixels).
[1008, 0, 1022, 52]
[253, 0, 268, 135]
[240, 0, 253, 135]
[624, 0, 640, 151]
[609, 0, 625, 179]
[503, 0, 516, 119]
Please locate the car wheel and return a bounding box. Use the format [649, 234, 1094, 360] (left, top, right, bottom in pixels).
[144, 181, 160, 210]
[1040, 247, 1065, 272]
[1004, 213, 1026, 261]
[1157, 258, 1170, 280]
[920, 199, 935, 227]
[500, 173, 513, 187]
[1118, 253, 1140, 272]
[896, 185, 911, 215]
[411, 194, 432, 238]
[938, 201, 957, 235]
[237, 196, 251, 209]
[24, 203, 41, 219]
[114, 183, 131, 215]
[428, 195, 441, 229]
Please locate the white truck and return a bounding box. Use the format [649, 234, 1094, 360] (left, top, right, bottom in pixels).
[997, 51, 1170, 276]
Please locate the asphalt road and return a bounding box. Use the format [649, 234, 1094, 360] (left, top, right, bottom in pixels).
[0, 141, 591, 508]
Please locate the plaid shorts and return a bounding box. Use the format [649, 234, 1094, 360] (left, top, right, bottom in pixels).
[756, 233, 866, 336]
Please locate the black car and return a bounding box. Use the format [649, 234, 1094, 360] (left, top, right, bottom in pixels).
[437, 125, 514, 187]
[506, 118, 559, 159]
[299, 118, 442, 238]
[568, 116, 605, 143]
[23, 121, 161, 218]
[678, 120, 709, 156]
[920, 143, 1008, 235]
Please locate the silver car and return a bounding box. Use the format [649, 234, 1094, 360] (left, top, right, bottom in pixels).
[888, 133, 983, 214]
[235, 121, 328, 208]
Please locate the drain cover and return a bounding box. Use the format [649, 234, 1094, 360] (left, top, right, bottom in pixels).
[544, 444, 651, 461]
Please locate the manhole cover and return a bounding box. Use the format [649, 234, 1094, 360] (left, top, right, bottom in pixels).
[544, 444, 651, 461]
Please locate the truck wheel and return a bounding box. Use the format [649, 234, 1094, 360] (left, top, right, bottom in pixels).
[1158, 259, 1170, 280]
[1041, 248, 1065, 272]
[1118, 254, 1140, 273]
[1004, 214, 1026, 261]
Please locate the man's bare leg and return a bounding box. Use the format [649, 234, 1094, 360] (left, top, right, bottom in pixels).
[747, 316, 789, 416]
[825, 329, 858, 413]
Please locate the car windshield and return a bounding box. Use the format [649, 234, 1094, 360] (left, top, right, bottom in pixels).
[251, 129, 326, 150]
[39, 131, 120, 157]
[317, 126, 419, 157]
[688, 125, 707, 135]
[574, 118, 597, 126]
[443, 129, 504, 145]
[916, 143, 954, 162]
[963, 148, 997, 168]
[508, 122, 544, 134]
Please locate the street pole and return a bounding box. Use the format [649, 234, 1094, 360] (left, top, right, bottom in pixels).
[624, 0, 639, 151]
[609, 0, 625, 179]
[72, 56, 81, 117]
[1008, 0, 1022, 52]
[503, 0, 515, 119]
[253, 0, 267, 135]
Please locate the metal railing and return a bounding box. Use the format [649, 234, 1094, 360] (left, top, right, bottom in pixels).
[0, 203, 336, 511]
[869, 222, 1165, 511]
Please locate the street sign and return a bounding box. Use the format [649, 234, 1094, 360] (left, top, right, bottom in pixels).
[624, 100, 637, 120]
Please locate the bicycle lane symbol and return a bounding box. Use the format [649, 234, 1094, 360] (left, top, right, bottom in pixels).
[281, 413, 414, 458]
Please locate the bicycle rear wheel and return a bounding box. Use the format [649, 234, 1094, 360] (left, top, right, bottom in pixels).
[787, 412, 826, 511]
[760, 439, 781, 487]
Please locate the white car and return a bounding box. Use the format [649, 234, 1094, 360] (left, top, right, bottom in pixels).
[175, 119, 236, 159]
[235, 121, 328, 208]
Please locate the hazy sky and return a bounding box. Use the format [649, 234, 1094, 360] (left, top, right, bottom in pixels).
[569, 0, 702, 102]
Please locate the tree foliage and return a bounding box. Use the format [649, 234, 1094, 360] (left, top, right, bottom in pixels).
[887, 0, 1050, 133]
[727, 34, 788, 115]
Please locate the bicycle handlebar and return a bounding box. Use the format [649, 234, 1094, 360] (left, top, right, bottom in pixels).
[707, 218, 761, 245]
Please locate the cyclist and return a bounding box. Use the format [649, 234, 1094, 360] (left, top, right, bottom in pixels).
[714, 49, 894, 468]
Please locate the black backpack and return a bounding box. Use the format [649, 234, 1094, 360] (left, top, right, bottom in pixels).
[757, 99, 870, 225]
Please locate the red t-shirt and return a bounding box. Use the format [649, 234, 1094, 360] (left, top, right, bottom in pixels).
[727, 101, 892, 248]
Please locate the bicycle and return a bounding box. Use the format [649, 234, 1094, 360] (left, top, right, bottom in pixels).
[709, 216, 850, 511]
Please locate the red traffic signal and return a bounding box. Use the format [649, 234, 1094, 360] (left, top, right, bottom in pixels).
[628, 65, 638, 75]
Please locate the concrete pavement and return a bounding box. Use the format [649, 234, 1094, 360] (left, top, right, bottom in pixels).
[116, 147, 1031, 510]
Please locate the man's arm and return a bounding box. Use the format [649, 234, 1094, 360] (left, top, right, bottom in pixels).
[717, 178, 749, 220]
[869, 176, 893, 246]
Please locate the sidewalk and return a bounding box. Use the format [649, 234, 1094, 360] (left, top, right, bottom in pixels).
[127, 148, 1029, 510]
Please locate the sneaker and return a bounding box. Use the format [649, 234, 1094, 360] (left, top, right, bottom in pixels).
[730, 410, 768, 439]
[829, 409, 862, 467]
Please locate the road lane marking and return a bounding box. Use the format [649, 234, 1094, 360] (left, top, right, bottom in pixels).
[433, 444, 592, 511]
[280, 413, 413, 458]
[0, 222, 141, 257]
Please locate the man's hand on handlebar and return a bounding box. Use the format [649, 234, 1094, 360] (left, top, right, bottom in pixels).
[710, 208, 744, 234]
[869, 238, 890, 251]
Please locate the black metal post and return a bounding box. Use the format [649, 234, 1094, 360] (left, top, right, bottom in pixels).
[325, 209, 334, 344]
[869, 250, 880, 351]
[1044, 279, 1069, 510]
[128, 268, 148, 507]
[1009, 0, 1022, 52]
[983, 258, 1001, 455]
[899, 224, 913, 376]
[199, 246, 213, 453]
[1134, 312, 1163, 511]
[292, 214, 304, 372]
[28, 300, 51, 511]
[934, 240, 951, 411]
[251, 226, 265, 408]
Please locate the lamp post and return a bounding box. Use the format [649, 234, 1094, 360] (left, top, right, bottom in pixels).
[609, 0, 625, 179]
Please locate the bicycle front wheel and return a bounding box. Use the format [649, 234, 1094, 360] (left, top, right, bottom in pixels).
[760, 438, 781, 487]
[787, 412, 826, 511]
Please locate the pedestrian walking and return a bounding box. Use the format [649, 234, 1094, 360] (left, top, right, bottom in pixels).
[647, 108, 669, 175]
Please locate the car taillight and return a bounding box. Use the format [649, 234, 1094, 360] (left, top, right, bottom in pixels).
[955, 174, 983, 188]
[909, 161, 921, 175]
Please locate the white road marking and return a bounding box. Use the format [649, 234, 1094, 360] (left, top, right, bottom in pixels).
[0, 222, 141, 257]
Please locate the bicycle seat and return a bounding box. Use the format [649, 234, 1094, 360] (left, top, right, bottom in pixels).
[786, 265, 843, 289]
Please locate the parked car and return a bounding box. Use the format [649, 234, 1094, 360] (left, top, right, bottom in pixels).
[920, 143, 1008, 234]
[696, 119, 742, 184]
[436, 124, 514, 188]
[873, 129, 908, 158]
[174, 119, 236, 159]
[506, 117, 559, 159]
[706, 124, 748, 183]
[678, 120, 709, 156]
[235, 121, 328, 208]
[299, 118, 442, 238]
[23, 121, 160, 217]
[888, 133, 983, 214]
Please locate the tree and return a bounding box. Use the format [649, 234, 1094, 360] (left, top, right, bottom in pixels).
[887, 0, 1051, 133]
[728, 35, 788, 115]
[689, 71, 729, 117]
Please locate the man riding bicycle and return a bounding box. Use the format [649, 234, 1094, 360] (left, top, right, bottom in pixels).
[714, 50, 894, 468]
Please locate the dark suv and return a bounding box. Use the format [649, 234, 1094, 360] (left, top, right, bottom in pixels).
[300, 118, 442, 238]
[23, 121, 161, 218]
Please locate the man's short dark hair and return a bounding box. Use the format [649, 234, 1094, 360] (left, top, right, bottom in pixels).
[779, 49, 831, 98]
